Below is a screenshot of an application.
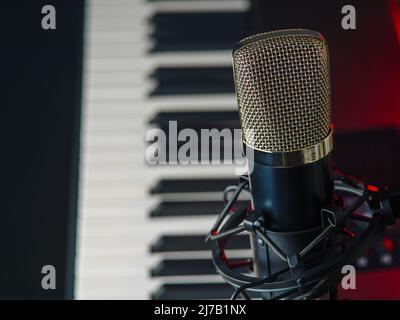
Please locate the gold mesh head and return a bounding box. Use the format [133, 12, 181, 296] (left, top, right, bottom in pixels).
[233, 29, 331, 153]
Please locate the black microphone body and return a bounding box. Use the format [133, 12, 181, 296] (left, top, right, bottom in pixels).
[250, 150, 334, 232]
[249, 150, 334, 278]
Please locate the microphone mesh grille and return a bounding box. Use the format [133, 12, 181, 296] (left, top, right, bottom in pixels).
[233, 30, 331, 153]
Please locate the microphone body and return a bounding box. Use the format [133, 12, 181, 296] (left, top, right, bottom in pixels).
[232, 29, 335, 284]
[250, 150, 333, 232]
[249, 150, 334, 278]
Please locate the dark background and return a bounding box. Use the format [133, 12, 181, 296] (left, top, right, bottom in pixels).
[2, 1, 84, 299]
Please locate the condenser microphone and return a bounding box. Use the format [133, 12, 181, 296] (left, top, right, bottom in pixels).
[210, 29, 399, 300]
[233, 29, 334, 284]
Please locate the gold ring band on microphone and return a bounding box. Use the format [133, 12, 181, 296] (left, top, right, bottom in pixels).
[245, 129, 334, 168]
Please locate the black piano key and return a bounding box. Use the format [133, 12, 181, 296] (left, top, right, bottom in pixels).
[150, 13, 246, 47]
[151, 22, 244, 34]
[151, 283, 234, 300]
[150, 178, 238, 194]
[151, 66, 232, 82]
[150, 201, 249, 217]
[152, 41, 240, 52]
[151, 83, 234, 95]
[150, 234, 250, 252]
[149, 67, 234, 95]
[152, 30, 244, 41]
[150, 12, 247, 30]
[151, 34, 245, 52]
[150, 258, 251, 277]
[149, 111, 240, 131]
[149, 11, 250, 51]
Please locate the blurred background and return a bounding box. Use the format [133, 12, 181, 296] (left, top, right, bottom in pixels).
[3, 0, 400, 299]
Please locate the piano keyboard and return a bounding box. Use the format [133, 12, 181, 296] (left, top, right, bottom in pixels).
[76, 0, 253, 299]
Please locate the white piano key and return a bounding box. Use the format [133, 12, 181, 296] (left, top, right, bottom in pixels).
[148, 93, 237, 109]
[83, 101, 148, 117]
[89, 0, 248, 13]
[81, 164, 243, 181]
[86, 61, 231, 78]
[87, 18, 149, 33]
[84, 86, 150, 100]
[150, 0, 249, 13]
[85, 52, 232, 72]
[87, 30, 149, 45]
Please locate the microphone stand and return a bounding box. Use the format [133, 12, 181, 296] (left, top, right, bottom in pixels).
[207, 171, 399, 300]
